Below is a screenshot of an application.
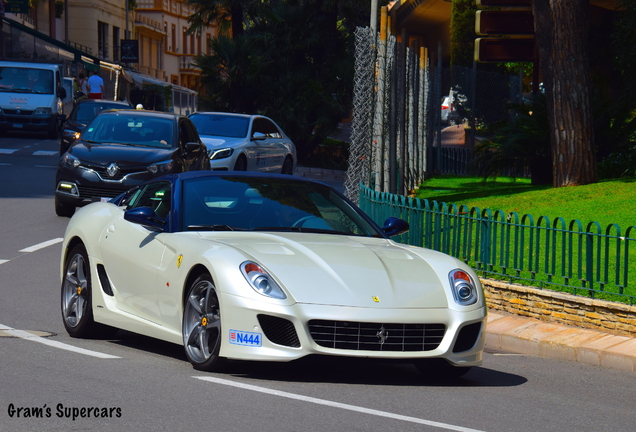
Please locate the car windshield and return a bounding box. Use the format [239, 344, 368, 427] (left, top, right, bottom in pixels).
[72, 103, 129, 123]
[0, 67, 54, 94]
[190, 114, 249, 138]
[181, 176, 382, 237]
[82, 114, 174, 148]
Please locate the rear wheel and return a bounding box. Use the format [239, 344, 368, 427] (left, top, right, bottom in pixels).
[61, 244, 98, 338]
[55, 196, 75, 217]
[182, 273, 226, 371]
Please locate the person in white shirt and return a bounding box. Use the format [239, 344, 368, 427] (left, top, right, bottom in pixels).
[87, 70, 105, 99]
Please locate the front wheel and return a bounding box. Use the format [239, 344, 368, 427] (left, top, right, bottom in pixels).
[233, 155, 247, 171]
[182, 274, 226, 371]
[281, 156, 293, 175]
[61, 244, 98, 338]
[55, 195, 75, 217]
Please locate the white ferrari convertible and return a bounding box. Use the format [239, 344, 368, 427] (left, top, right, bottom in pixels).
[60, 171, 486, 376]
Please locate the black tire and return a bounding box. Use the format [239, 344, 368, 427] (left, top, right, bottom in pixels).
[182, 273, 226, 371]
[60, 138, 69, 156]
[414, 358, 472, 379]
[281, 156, 294, 175]
[61, 244, 99, 338]
[48, 125, 59, 139]
[55, 196, 75, 218]
[233, 155, 247, 171]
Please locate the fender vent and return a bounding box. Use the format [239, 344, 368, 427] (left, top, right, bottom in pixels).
[257, 315, 301, 348]
[96, 264, 114, 296]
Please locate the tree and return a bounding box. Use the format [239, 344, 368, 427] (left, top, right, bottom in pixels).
[186, 0, 258, 38]
[532, 0, 597, 186]
[473, 94, 552, 185]
[195, 0, 355, 162]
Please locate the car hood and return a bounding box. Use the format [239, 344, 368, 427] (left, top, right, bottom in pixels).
[200, 136, 246, 149]
[69, 142, 175, 165]
[206, 233, 451, 308]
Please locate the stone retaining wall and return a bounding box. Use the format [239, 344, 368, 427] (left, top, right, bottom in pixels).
[481, 279, 636, 338]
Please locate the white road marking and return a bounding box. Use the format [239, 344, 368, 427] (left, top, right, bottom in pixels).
[0, 260, 8, 265]
[33, 150, 59, 156]
[0, 324, 120, 359]
[0, 148, 18, 154]
[19, 238, 63, 253]
[193, 376, 488, 432]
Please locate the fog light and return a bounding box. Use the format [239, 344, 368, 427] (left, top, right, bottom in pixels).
[57, 182, 79, 197]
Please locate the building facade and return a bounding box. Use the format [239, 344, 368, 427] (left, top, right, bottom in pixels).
[5, 0, 214, 92]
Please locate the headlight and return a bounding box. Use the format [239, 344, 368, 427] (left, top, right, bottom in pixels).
[449, 269, 478, 306]
[148, 160, 173, 174]
[63, 129, 81, 140]
[34, 107, 52, 115]
[209, 148, 234, 160]
[240, 261, 286, 299]
[61, 153, 81, 169]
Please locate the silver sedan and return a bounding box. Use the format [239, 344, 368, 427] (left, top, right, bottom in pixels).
[189, 112, 296, 174]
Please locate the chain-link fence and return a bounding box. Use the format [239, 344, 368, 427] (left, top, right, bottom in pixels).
[345, 27, 430, 203]
[345, 26, 525, 202]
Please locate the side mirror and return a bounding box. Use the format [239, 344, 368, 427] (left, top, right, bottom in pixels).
[184, 142, 201, 155]
[381, 217, 409, 237]
[124, 206, 165, 230]
[252, 132, 267, 141]
[58, 86, 67, 99]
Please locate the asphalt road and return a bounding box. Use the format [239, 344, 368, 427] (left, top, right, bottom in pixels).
[0, 132, 634, 432]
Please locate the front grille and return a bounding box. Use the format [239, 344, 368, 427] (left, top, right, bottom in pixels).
[4, 109, 34, 115]
[81, 164, 147, 181]
[309, 320, 446, 352]
[78, 185, 128, 200]
[257, 315, 301, 348]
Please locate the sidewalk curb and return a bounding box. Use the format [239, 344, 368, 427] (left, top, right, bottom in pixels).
[486, 311, 636, 372]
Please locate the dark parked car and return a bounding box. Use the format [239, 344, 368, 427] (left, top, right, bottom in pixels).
[60, 99, 133, 155]
[54, 110, 210, 217]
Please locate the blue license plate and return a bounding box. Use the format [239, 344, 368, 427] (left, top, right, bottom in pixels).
[229, 330, 262, 347]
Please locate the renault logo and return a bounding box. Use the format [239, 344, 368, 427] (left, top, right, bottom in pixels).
[376, 326, 389, 345]
[106, 162, 119, 178]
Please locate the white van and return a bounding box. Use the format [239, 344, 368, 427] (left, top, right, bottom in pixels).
[0, 61, 67, 138]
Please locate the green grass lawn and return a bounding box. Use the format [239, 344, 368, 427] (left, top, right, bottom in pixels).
[415, 176, 636, 230]
[411, 176, 636, 304]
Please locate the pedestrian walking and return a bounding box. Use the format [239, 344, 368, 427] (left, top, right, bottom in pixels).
[87, 70, 105, 99]
[78, 72, 90, 95]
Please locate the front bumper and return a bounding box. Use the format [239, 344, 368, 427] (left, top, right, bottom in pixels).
[0, 112, 57, 133]
[218, 293, 486, 367]
[55, 165, 154, 207]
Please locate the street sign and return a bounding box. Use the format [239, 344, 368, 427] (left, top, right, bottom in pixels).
[121, 39, 139, 63]
[475, 37, 535, 62]
[475, 11, 534, 36]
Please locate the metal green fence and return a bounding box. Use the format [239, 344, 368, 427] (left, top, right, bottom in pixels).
[359, 184, 636, 305]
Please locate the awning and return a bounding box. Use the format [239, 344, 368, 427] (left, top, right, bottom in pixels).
[4, 17, 101, 66]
